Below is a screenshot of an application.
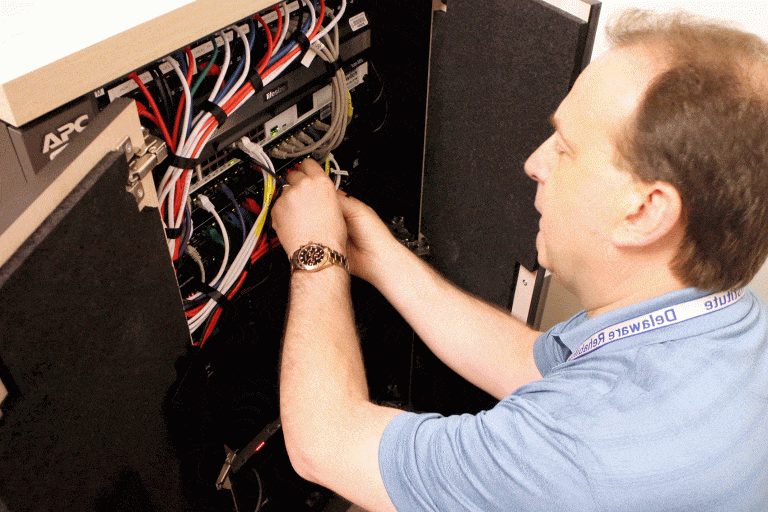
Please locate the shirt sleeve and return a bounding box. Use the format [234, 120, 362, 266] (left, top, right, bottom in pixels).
[378, 395, 595, 512]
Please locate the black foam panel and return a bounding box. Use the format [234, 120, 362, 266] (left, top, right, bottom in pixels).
[0, 151, 191, 511]
[422, 0, 598, 308]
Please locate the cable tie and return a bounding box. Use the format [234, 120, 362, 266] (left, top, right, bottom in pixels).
[166, 227, 184, 239]
[200, 100, 229, 126]
[325, 58, 341, 76]
[191, 278, 231, 309]
[171, 154, 200, 170]
[295, 32, 311, 63]
[248, 72, 264, 93]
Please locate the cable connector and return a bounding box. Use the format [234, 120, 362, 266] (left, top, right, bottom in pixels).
[198, 194, 216, 214]
[236, 136, 267, 163]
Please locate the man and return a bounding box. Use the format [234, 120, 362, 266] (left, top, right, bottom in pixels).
[271, 9, 768, 511]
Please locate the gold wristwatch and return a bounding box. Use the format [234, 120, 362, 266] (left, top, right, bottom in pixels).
[290, 242, 349, 273]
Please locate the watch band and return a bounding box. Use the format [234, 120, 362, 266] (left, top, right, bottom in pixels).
[290, 242, 349, 273]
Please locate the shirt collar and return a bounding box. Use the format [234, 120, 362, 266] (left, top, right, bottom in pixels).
[553, 287, 712, 356]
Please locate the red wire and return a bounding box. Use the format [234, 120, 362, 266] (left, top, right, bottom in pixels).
[129, 72, 176, 154]
[261, 0, 325, 81]
[183, 0, 326, 169]
[178, 1, 326, 271]
[199, 234, 282, 344]
[136, 100, 161, 126]
[254, 9, 276, 71]
[199, 270, 249, 346]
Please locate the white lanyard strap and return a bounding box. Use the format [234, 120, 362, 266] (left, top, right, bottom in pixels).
[568, 289, 745, 361]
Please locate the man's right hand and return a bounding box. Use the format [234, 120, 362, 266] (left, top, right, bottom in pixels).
[337, 192, 402, 287]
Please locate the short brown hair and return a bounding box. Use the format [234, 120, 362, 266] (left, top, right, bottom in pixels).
[609, 9, 768, 291]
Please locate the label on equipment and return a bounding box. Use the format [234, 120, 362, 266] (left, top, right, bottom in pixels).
[349, 12, 369, 31]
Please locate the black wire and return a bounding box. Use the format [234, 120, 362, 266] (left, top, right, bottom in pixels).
[290, 2, 306, 47]
[149, 67, 174, 125]
[228, 148, 288, 187]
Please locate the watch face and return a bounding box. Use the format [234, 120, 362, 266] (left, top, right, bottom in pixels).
[298, 245, 326, 269]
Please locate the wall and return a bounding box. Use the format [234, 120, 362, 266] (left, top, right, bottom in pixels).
[539, 0, 768, 330]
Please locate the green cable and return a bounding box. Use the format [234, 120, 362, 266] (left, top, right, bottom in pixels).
[177, 38, 221, 142]
[191, 38, 219, 99]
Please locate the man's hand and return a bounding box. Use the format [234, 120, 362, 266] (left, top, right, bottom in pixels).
[271, 158, 347, 257]
[337, 193, 401, 285]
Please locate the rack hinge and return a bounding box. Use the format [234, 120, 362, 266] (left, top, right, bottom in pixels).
[126, 131, 167, 208]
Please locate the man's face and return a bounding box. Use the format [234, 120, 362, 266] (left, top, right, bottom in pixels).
[524, 47, 658, 292]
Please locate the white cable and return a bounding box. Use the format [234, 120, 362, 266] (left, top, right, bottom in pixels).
[208, 30, 231, 102]
[157, 1, 336, 264]
[164, 55, 193, 152]
[313, 0, 346, 41]
[186, 245, 206, 283]
[187, 136, 276, 332]
[272, 2, 291, 55]
[217, 24, 252, 107]
[189, 171, 273, 332]
[196, 194, 230, 291]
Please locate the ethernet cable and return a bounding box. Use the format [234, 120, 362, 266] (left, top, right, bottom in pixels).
[159, 25, 249, 257]
[271, 2, 290, 57]
[185, 245, 206, 284]
[197, 194, 230, 290]
[175, 0, 357, 338]
[327, 152, 343, 189]
[269, 23, 349, 161]
[158, 0, 343, 268]
[187, 138, 276, 334]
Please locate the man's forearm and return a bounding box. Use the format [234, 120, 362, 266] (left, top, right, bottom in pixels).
[371, 241, 542, 399]
[281, 267, 367, 463]
[279, 267, 400, 511]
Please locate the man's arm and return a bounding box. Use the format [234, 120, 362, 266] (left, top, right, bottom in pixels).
[337, 193, 543, 400]
[272, 160, 400, 511]
[272, 159, 543, 511]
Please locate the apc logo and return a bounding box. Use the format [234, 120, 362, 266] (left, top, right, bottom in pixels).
[41, 114, 90, 160]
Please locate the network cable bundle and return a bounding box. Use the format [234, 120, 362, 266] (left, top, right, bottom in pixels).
[93, 0, 372, 347]
[93, 1, 382, 509]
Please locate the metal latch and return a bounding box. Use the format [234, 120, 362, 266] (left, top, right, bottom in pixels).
[215, 447, 237, 491]
[389, 217, 431, 257]
[126, 132, 167, 205]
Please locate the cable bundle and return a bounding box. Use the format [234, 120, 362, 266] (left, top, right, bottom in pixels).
[128, 0, 349, 343]
[269, 22, 351, 161]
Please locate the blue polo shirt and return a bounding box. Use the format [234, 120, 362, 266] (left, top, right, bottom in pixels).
[379, 287, 768, 511]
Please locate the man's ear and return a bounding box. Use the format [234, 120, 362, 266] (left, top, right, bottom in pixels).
[612, 180, 683, 248]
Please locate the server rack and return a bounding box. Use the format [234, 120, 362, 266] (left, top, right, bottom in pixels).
[0, 1, 599, 510]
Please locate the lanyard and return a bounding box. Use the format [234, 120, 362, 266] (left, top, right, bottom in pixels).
[567, 289, 745, 362]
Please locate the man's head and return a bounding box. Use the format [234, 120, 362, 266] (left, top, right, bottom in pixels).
[610, 9, 768, 292]
[526, 9, 768, 302]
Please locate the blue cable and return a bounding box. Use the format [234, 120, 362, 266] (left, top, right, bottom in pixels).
[176, 51, 188, 79]
[178, 203, 193, 257]
[220, 183, 247, 243]
[214, 18, 258, 104]
[267, 0, 316, 67]
[305, 126, 321, 141]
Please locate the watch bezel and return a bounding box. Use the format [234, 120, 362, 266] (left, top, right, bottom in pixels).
[294, 243, 329, 271]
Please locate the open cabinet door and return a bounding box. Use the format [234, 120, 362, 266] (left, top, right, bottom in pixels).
[0, 99, 192, 511]
[415, 0, 600, 414]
